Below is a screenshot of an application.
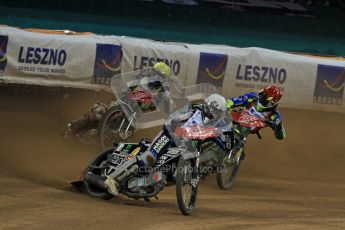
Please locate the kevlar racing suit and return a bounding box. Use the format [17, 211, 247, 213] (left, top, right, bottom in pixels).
[140, 103, 231, 167]
[130, 69, 179, 113]
[226, 92, 286, 140]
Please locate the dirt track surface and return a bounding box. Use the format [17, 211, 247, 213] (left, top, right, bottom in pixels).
[0, 85, 344, 230]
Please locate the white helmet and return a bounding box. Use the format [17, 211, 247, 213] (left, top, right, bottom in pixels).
[204, 93, 227, 120]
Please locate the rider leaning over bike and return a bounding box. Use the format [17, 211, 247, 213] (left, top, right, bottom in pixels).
[105, 85, 286, 195]
[134, 61, 179, 113]
[224, 85, 286, 163]
[140, 93, 230, 167]
[142, 85, 286, 168]
[226, 85, 286, 141]
[104, 93, 231, 195]
[65, 61, 176, 146]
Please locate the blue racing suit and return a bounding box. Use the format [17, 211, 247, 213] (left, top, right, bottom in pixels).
[226, 92, 286, 140]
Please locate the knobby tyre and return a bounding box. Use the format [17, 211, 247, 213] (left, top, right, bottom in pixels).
[175, 156, 199, 215]
[98, 106, 133, 150]
[83, 148, 114, 200]
[216, 153, 241, 190]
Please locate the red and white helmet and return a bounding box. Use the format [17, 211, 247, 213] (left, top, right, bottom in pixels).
[258, 85, 282, 109]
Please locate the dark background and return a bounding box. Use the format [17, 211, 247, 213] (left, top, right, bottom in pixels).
[1, 0, 345, 56]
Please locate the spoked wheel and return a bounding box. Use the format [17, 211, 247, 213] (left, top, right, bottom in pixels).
[216, 152, 241, 190]
[98, 106, 133, 150]
[176, 157, 199, 215]
[83, 148, 114, 200]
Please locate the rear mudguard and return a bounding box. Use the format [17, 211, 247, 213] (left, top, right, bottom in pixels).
[84, 172, 107, 191]
[71, 180, 84, 188]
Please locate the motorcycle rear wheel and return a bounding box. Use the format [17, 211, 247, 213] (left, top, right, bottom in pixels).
[83, 148, 114, 200]
[176, 157, 199, 215]
[98, 106, 133, 150]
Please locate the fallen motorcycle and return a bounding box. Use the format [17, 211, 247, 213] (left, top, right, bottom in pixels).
[64, 102, 109, 145]
[64, 67, 178, 149]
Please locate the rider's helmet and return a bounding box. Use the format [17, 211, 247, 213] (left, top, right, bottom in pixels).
[257, 85, 282, 110]
[204, 93, 227, 120]
[153, 62, 171, 79]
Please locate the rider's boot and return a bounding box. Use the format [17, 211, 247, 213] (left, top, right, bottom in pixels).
[104, 177, 119, 196]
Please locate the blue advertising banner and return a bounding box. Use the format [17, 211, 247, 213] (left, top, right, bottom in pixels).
[0, 35, 9, 76]
[313, 64, 345, 105]
[196, 52, 228, 89]
[93, 44, 122, 84]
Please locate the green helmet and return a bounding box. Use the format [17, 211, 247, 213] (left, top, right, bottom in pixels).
[153, 62, 171, 79]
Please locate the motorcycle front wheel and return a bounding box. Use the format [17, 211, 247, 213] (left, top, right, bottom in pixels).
[98, 106, 133, 150]
[83, 148, 114, 200]
[175, 156, 199, 215]
[216, 153, 241, 190]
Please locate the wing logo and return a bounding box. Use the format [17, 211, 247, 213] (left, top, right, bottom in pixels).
[203, 55, 227, 80]
[93, 44, 122, 84]
[321, 68, 345, 92]
[99, 49, 122, 73]
[314, 64, 345, 105]
[0, 52, 6, 63]
[101, 59, 121, 72]
[196, 52, 228, 88]
[205, 67, 225, 80]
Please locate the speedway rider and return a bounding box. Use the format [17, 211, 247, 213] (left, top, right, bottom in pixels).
[223, 85, 286, 163]
[226, 85, 286, 140]
[226, 85, 286, 141]
[141, 85, 286, 167]
[133, 61, 179, 113]
[104, 93, 231, 195]
[140, 93, 230, 166]
[65, 62, 176, 142]
[104, 86, 286, 195]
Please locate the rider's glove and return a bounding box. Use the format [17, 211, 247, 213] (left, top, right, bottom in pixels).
[265, 120, 286, 140]
[226, 99, 234, 110]
[274, 123, 286, 140]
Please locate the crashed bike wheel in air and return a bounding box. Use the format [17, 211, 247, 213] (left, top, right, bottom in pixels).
[216, 153, 241, 190]
[83, 148, 114, 200]
[176, 156, 199, 215]
[98, 106, 134, 150]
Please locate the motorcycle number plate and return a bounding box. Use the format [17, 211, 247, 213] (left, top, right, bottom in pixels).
[110, 154, 125, 165]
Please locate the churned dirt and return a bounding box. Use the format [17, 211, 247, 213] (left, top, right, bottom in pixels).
[0, 84, 344, 230]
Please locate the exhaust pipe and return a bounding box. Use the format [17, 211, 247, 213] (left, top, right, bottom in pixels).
[84, 173, 107, 191]
[117, 165, 138, 182]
